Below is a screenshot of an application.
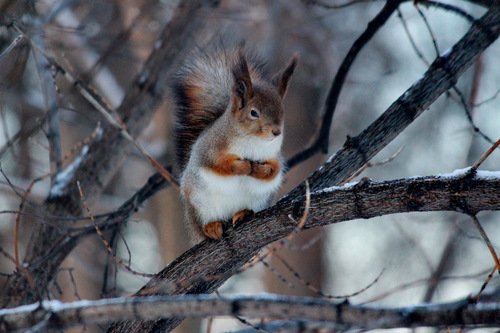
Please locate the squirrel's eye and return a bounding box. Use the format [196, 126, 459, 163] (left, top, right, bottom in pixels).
[250, 110, 259, 119]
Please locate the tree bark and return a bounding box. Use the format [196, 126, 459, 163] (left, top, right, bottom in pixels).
[2, 295, 499, 332]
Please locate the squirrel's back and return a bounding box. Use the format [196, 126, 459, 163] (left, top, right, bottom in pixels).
[172, 48, 267, 170]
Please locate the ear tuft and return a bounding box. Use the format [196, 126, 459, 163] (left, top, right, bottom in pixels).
[273, 55, 298, 99]
[232, 50, 253, 109]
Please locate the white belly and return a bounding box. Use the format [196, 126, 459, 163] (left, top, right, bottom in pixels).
[188, 168, 282, 225]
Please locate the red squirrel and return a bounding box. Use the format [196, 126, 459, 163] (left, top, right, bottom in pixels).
[173, 47, 297, 242]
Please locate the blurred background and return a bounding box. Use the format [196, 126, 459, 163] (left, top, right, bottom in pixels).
[0, 0, 499, 332]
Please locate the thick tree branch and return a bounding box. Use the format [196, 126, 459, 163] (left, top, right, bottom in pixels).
[108, 170, 500, 332]
[107, 3, 500, 330]
[2, 295, 500, 332]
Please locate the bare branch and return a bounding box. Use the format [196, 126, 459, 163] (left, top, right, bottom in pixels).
[470, 215, 500, 272]
[286, 0, 404, 168]
[2, 295, 499, 332]
[290, 2, 500, 194]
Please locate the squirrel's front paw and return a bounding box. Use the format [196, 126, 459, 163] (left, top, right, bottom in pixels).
[250, 160, 278, 180]
[231, 158, 252, 175]
[203, 221, 223, 240]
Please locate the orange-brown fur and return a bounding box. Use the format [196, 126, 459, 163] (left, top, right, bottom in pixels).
[208, 153, 252, 177]
[249, 158, 281, 181]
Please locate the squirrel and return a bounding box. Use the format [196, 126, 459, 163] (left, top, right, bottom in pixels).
[172, 46, 297, 242]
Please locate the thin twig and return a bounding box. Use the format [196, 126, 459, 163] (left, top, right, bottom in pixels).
[414, 3, 493, 144]
[469, 215, 500, 273]
[274, 252, 385, 299]
[365, 267, 493, 303]
[0, 246, 36, 290]
[397, 9, 430, 65]
[304, 0, 377, 9]
[262, 259, 296, 290]
[473, 265, 497, 303]
[14, 174, 51, 267]
[470, 137, 500, 172]
[417, 0, 477, 23]
[76, 181, 154, 278]
[0, 34, 23, 60]
[344, 146, 404, 183]
[282, 232, 323, 251]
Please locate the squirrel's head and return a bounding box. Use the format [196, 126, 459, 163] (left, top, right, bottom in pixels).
[230, 51, 297, 141]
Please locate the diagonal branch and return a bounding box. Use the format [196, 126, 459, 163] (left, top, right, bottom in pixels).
[290, 1, 500, 194]
[286, 0, 405, 168]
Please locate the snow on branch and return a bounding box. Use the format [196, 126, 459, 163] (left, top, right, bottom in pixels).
[1, 294, 499, 331]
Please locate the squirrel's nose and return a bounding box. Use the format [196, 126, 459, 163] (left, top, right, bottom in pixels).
[272, 127, 282, 137]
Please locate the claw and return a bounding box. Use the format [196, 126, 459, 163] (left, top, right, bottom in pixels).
[231, 209, 254, 226]
[203, 221, 223, 240]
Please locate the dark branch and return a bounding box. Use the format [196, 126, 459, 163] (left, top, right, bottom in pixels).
[108, 170, 500, 332]
[286, 0, 405, 168]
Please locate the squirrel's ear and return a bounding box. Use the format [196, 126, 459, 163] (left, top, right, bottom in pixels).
[273, 55, 298, 99]
[233, 51, 253, 109]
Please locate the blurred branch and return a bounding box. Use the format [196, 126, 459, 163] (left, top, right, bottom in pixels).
[420, 1, 476, 22]
[2, 294, 500, 332]
[108, 3, 500, 331]
[287, 0, 404, 169]
[0, 34, 23, 60]
[28, 12, 63, 176]
[470, 215, 500, 272]
[3, 0, 218, 308]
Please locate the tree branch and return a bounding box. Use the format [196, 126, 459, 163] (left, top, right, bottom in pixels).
[2, 295, 500, 332]
[290, 1, 499, 194]
[108, 169, 500, 332]
[286, 0, 404, 168]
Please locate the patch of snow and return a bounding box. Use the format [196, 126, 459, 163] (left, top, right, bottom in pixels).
[49, 145, 89, 197]
[0, 302, 38, 315]
[475, 170, 500, 180]
[435, 167, 471, 179]
[314, 181, 359, 195]
[439, 46, 453, 58]
[325, 152, 337, 164]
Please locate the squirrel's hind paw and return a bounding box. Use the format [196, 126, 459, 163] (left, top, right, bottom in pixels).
[232, 209, 254, 226]
[203, 221, 224, 240]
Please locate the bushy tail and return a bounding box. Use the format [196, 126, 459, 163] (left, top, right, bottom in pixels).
[172, 48, 265, 170]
